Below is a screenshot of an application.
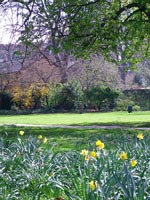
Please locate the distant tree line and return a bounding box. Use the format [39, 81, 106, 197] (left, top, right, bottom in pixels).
[0, 81, 119, 112]
[1, 81, 150, 113]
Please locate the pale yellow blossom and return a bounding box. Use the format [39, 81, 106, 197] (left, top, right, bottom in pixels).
[130, 159, 137, 167]
[120, 152, 128, 160]
[19, 130, 24, 136]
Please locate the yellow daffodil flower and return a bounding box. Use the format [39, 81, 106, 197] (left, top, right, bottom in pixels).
[120, 152, 128, 160]
[99, 142, 105, 149]
[137, 133, 144, 140]
[96, 140, 105, 149]
[96, 140, 102, 146]
[43, 137, 48, 143]
[90, 151, 97, 159]
[19, 130, 24, 136]
[85, 155, 89, 161]
[80, 149, 88, 156]
[130, 159, 137, 167]
[38, 135, 43, 139]
[89, 180, 97, 190]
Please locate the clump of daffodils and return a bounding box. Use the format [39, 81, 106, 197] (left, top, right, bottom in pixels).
[80, 140, 105, 161]
[96, 140, 105, 150]
[80, 149, 97, 161]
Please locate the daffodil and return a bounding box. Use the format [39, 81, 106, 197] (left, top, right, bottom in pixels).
[38, 135, 43, 139]
[89, 180, 97, 190]
[96, 140, 105, 149]
[96, 140, 102, 146]
[80, 149, 88, 156]
[90, 151, 97, 159]
[130, 159, 137, 167]
[120, 152, 128, 160]
[19, 130, 24, 136]
[85, 155, 89, 161]
[43, 137, 48, 143]
[137, 133, 144, 140]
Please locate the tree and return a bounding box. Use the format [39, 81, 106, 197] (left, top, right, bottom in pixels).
[135, 60, 150, 87]
[75, 55, 119, 89]
[1, 0, 150, 65]
[0, 0, 150, 75]
[58, 0, 150, 64]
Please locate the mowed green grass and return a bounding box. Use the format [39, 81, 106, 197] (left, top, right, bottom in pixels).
[0, 111, 150, 127]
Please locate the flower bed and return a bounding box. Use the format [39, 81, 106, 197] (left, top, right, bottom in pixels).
[0, 131, 150, 199]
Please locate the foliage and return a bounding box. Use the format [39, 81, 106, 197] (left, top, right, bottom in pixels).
[63, 133, 150, 199]
[41, 81, 84, 111]
[115, 99, 135, 111]
[42, 83, 119, 112]
[57, 81, 83, 110]
[123, 89, 150, 111]
[85, 85, 119, 111]
[12, 84, 49, 110]
[115, 92, 136, 111]
[1, 130, 150, 199]
[132, 105, 141, 112]
[3, 0, 150, 64]
[0, 133, 65, 199]
[40, 83, 62, 111]
[0, 126, 140, 153]
[0, 92, 12, 110]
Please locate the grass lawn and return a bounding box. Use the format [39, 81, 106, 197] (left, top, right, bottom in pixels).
[0, 111, 150, 127]
[1, 126, 149, 152]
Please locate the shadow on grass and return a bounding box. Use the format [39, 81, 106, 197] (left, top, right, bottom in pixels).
[69, 122, 150, 128]
[1, 126, 150, 152]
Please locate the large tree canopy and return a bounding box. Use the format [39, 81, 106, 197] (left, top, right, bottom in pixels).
[1, 0, 150, 64]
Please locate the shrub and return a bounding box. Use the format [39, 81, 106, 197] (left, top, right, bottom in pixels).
[123, 89, 150, 111]
[133, 105, 141, 111]
[0, 92, 12, 110]
[115, 93, 136, 111]
[59, 81, 83, 110]
[41, 81, 84, 111]
[84, 85, 119, 111]
[12, 84, 49, 110]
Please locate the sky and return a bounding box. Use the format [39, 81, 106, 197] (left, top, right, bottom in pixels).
[0, 9, 20, 44]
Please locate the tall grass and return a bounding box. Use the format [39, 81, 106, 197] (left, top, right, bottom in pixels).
[1, 130, 150, 199]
